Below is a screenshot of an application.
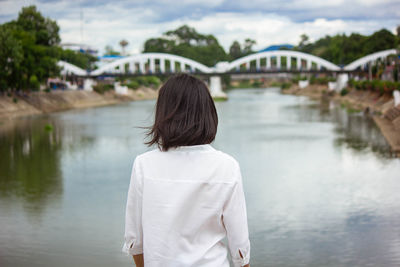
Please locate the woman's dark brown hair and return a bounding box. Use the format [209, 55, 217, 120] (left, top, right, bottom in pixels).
[146, 73, 218, 151]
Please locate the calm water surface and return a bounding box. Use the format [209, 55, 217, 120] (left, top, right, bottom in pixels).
[1, 88, 400, 267]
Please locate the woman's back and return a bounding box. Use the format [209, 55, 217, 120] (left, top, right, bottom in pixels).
[122, 74, 250, 267]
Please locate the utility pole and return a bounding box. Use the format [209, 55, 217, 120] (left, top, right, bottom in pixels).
[80, 7, 84, 46]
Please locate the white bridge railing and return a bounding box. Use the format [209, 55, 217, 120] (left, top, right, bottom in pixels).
[58, 49, 398, 76]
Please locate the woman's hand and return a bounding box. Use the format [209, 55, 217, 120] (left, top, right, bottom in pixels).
[133, 254, 144, 267]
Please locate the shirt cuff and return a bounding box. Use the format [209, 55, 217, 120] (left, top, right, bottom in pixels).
[122, 240, 143, 255]
[232, 243, 250, 267]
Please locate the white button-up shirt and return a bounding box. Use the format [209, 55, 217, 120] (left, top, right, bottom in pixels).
[123, 144, 250, 267]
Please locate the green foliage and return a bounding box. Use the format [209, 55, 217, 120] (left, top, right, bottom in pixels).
[228, 39, 257, 60]
[270, 81, 292, 90]
[132, 76, 161, 88]
[44, 123, 53, 131]
[281, 82, 292, 90]
[29, 75, 40, 90]
[229, 41, 241, 59]
[143, 25, 228, 67]
[60, 49, 97, 70]
[122, 76, 161, 90]
[252, 80, 263, 87]
[16, 6, 60, 46]
[93, 83, 114, 94]
[127, 80, 140, 90]
[349, 79, 400, 94]
[309, 76, 335, 85]
[0, 24, 23, 91]
[0, 5, 61, 91]
[295, 29, 398, 65]
[291, 75, 308, 83]
[340, 88, 349, 96]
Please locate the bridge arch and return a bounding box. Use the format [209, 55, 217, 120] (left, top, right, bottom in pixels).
[344, 49, 398, 71]
[58, 60, 87, 76]
[225, 50, 341, 72]
[91, 53, 213, 76]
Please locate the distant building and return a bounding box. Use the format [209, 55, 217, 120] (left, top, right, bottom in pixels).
[60, 43, 98, 56]
[258, 44, 294, 52]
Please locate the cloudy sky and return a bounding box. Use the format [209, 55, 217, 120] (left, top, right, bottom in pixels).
[0, 0, 399, 55]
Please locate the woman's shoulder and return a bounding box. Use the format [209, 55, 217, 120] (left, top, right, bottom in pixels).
[134, 146, 239, 166]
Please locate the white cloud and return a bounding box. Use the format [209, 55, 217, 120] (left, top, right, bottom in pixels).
[1, 0, 399, 56]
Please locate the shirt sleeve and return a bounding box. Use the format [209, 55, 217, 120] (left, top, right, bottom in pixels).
[122, 156, 144, 255]
[222, 162, 250, 267]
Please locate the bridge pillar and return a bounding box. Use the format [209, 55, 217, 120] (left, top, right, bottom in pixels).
[129, 62, 135, 73]
[171, 61, 175, 72]
[256, 58, 260, 71]
[336, 73, 349, 91]
[277, 56, 281, 69]
[119, 64, 125, 74]
[150, 58, 155, 73]
[306, 60, 312, 70]
[139, 61, 145, 74]
[160, 58, 165, 73]
[287, 56, 291, 70]
[296, 57, 301, 70]
[266, 57, 271, 69]
[209, 76, 227, 100]
[245, 62, 250, 70]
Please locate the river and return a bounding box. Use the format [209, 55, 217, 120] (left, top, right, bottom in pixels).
[1, 88, 400, 267]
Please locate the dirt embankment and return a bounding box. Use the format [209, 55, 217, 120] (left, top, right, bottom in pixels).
[0, 87, 158, 121]
[282, 84, 400, 155]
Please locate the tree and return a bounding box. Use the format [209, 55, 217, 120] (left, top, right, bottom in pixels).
[299, 34, 309, 48]
[397, 25, 400, 37]
[143, 25, 228, 67]
[16, 6, 60, 46]
[294, 29, 398, 66]
[60, 49, 97, 70]
[0, 5, 61, 91]
[228, 39, 256, 60]
[229, 41, 241, 59]
[119, 39, 129, 56]
[0, 24, 23, 91]
[242, 38, 256, 55]
[363, 29, 397, 54]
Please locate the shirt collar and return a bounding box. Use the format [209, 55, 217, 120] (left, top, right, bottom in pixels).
[167, 144, 215, 152]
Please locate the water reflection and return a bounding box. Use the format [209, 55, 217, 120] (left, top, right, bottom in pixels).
[0, 118, 63, 211]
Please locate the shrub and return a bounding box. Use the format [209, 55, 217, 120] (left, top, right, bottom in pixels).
[145, 76, 161, 88]
[93, 83, 114, 94]
[340, 88, 349, 96]
[252, 80, 263, 87]
[281, 82, 292, 90]
[127, 80, 140, 89]
[29, 75, 40, 91]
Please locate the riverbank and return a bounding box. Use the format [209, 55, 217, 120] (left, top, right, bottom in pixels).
[0, 87, 158, 122]
[282, 84, 400, 156]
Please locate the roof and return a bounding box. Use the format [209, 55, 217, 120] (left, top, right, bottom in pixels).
[258, 44, 294, 52]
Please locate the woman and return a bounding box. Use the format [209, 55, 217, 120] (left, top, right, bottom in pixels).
[123, 74, 250, 267]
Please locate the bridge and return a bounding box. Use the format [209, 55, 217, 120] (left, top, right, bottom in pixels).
[59, 49, 398, 97]
[59, 49, 398, 77]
